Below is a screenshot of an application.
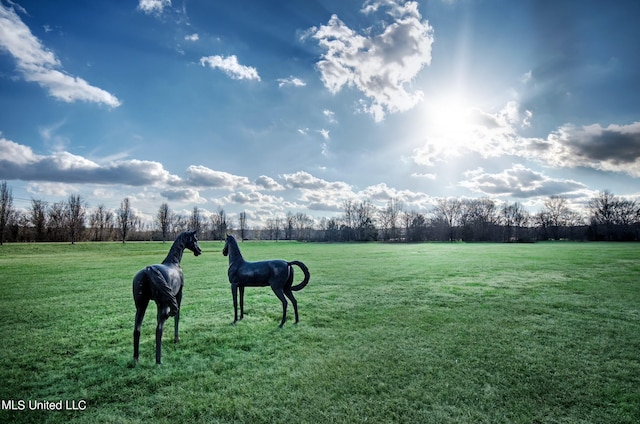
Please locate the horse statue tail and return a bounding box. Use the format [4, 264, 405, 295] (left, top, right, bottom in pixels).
[145, 266, 179, 316]
[288, 261, 310, 291]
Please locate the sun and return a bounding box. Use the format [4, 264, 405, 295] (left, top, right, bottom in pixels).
[408, 92, 481, 166]
[428, 94, 476, 138]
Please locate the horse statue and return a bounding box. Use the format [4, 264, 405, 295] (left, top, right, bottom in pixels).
[132, 230, 202, 364]
[223, 234, 310, 328]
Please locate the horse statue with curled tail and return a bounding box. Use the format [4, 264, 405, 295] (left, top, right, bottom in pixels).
[223, 234, 310, 328]
[132, 230, 202, 365]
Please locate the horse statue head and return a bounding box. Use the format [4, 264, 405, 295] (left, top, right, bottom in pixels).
[222, 233, 234, 257]
[184, 230, 202, 257]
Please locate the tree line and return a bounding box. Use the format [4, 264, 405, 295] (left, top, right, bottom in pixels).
[1, 181, 638, 244]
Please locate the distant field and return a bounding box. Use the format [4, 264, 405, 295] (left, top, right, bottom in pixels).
[1, 241, 639, 423]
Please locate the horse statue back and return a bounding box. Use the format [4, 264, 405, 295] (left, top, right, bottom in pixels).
[132, 230, 202, 364]
[223, 234, 310, 328]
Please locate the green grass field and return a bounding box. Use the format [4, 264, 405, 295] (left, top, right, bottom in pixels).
[1, 241, 639, 423]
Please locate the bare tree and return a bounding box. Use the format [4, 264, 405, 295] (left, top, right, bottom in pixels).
[294, 212, 314, 241]
[265, 216, 282, 240]
[339, 200, 377, 241]
[354, 200, 378, 241]
[405, 210, 428, 241]
[29, 198, 48, 242]
[589, 190, 616, 227]
[0, 181, 13, 245]
[379, 198, 402, 241]
[117, 197, 136, 243]
[89, 204, 114, 241]
[239, 211, 247, 240]
[542, 196, 571, 240]
[433, 198, 462, 242]
[341, 200, 355, 241]
[500, 201, 529, 241]
[210, 207, 228, 240]
[284, 211, 295, 240]
[156, 203, 172, 242]
[460, 198, 498, 241]
[67, 194, 87, 244]
[612, 198, 637, 229]
[172, 213, 188, 236]
[589, 190, 638, 240]
[534, 210, 552, 241]
[189, 206, 204, 235]
[319, 216, 340, 241]
[47, 201, 67, 242]
[401, 210, 412, 242]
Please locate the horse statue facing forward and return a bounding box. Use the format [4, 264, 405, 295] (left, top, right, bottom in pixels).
[132, 230, 202, 364]
[223, 234, 310, 328]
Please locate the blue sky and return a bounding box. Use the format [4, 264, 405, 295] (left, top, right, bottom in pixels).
[1, 0, 639, 227]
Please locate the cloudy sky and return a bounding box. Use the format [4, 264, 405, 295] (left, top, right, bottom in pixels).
[1, 0, 639, 227]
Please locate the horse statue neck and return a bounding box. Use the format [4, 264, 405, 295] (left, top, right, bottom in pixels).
[163, 234, 186, 266]
[226, 236, 244, 263]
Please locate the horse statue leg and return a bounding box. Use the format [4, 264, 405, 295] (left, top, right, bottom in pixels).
[271, 287, 288, 328]
[133, 299, 149, 363]
[231, 283, 240, 324]
[284, 288, 299, 324]
[239, 286, 245, 321]
[155, 306, 171, 364]
[133, 271, 150, 364]
[174, 288, 183, 343]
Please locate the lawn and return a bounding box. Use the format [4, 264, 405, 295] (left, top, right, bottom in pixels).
[1, 241, 639, 423]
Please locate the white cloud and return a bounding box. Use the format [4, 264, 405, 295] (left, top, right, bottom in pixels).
[323, 109, 337, 124]
[255, 175, 284, 191]
[200, 55, 261, 81]
[460, 165, 588, 198]
[309, 0, 434, 121]
[318, 129, 330, 140]
[0, 137, 38, 165]
[412, 100, 532, 166]
[411, 172, 436, 180]
[282, 171, 355, 211]
[282, 171, 351, 192]
[412, 96, 640, 179]
[225, 190, 285, 208]
[184, 33, 199, 42]
[137, 0, 171, 15]
[160, 187, 207, 203]
[521, 122, 640, 177]
[184, 165, 252, 189]
[358, 182, 433, 210]
[412, 142, 445, 167]
[27, 182, 76, 197]
[0, 2, 121, 107]
[277, 76, 306, 88]
[0, 137, 179, 185]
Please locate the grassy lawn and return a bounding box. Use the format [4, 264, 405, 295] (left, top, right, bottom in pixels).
[1, 241, 639, 423]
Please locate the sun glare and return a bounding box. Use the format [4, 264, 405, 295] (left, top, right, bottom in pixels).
[429, 95, 475, 137]
[409, 92, 482, 166]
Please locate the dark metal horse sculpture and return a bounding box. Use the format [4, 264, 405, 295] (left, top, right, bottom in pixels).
[223, 234, 310, 328]
[132, 230, 202, 364]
